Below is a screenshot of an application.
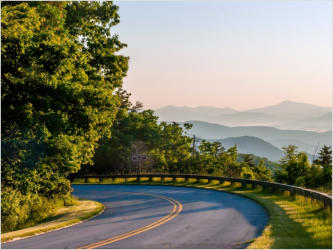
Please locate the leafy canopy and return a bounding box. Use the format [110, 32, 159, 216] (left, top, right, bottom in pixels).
[1, 1, 128, 197]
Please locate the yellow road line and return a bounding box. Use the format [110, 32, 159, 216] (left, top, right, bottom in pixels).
[77, 192, 182, 249]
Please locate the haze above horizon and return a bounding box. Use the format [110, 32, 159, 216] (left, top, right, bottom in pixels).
[114, 0, 332, 110]
[156, 100, 331, 111]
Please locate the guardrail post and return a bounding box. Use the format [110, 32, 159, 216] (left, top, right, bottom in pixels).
[241, 181, 246, 188]
[262, 184, 269, 191]
[185, 177, 189, 182]
[270, 186, 278, 193]
[99, 177, 103, 183]
[324, 198, 332, 210]
[84, 177, 88, 183]
[290, 189, 296, 199]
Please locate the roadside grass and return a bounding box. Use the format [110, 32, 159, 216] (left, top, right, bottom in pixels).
[72, 177, 332, 249]
[1, 199, 104, 243]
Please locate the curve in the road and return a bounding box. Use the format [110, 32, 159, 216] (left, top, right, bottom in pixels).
[79, 192, 182, 249]
[2, 185, 269, 249]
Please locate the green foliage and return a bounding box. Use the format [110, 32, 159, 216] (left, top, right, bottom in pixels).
[237, 154, 272, 181]
[192, 141, 241, 176]
[84, 91, 194, 175]
[254, 160, 272, 181]
[1, 1, 127, 230]
[275, 145, 309, 184]
[314, 145, 332, 186]
[81, 91, 161, 174]
[151, 122, 193, 173]
[275, 145, 332, 190]
[237, 153, 278, 172]
[1, 187, 74, 233]
[2, 1, 127, 194]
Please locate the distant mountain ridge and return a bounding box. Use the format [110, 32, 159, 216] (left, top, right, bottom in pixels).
[155, 105, 237, 122]
[217, 136, 283, 162]
[185, 120, 331, 160]
[246, 100, 330, 116]
[155, 101, 331, 131]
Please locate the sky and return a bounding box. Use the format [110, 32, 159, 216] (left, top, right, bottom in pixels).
[113, 0, 332, 110]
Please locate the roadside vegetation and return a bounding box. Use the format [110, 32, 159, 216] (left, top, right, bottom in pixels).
[1, 199, 103, 243]
[1, 1, 128, 232]
[1, 191, 76, 233]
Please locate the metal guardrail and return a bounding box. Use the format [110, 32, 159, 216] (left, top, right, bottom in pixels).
[74, 173, 332, 208]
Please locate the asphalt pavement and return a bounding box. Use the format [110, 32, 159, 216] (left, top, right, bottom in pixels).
[2, 184, 268, 249]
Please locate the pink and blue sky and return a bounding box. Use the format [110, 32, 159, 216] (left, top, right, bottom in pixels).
[113, 0, 332, 110]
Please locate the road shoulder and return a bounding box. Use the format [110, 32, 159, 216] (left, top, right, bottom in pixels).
[1, 200, 104, 243]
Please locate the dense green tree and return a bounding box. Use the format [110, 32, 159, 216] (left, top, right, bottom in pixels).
[194, 141, 242, 176]
[238, 154, 272, 180]
[86, 101, 160, 174]
[243, 154, 255, 168]
[305, 164, 322, 188]
[2, 1, 127, 196]
[216, 146, 239, 177]
[314, 145, 332, 185]
[151, 122, 193, 173]
[253, 160, 272, 181]
[197, 140, 223, 174]
[275, 145, 311, 186]
[1, 1, 128, 231]
[84, 93, 193, 175]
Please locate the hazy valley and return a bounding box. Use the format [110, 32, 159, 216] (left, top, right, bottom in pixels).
[156, 101, 331, 131]
[155, 101, 332, 162]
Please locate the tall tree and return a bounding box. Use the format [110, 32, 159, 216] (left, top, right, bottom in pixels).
[314, 145, 332, 185]
[275, 145, 311, 186]
[1, 1, 128, 197]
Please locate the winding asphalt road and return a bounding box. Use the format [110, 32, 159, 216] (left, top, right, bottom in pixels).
[3, 185, 268, 249]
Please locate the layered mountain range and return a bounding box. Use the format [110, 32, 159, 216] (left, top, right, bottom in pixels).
[155, 101, 332, 162]
[156, 101, 331, 131]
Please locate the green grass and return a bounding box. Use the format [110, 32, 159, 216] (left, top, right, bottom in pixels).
[193, 183, 332, 249]
[72, 177, 332, 249]
[2, 200, 104, 243]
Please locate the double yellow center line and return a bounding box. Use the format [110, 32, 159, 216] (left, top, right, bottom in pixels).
[78, 192, 182, 249]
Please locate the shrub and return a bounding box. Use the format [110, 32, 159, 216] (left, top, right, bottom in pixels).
[295, 176, 306, 187]
[1, 188, 75, 233]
